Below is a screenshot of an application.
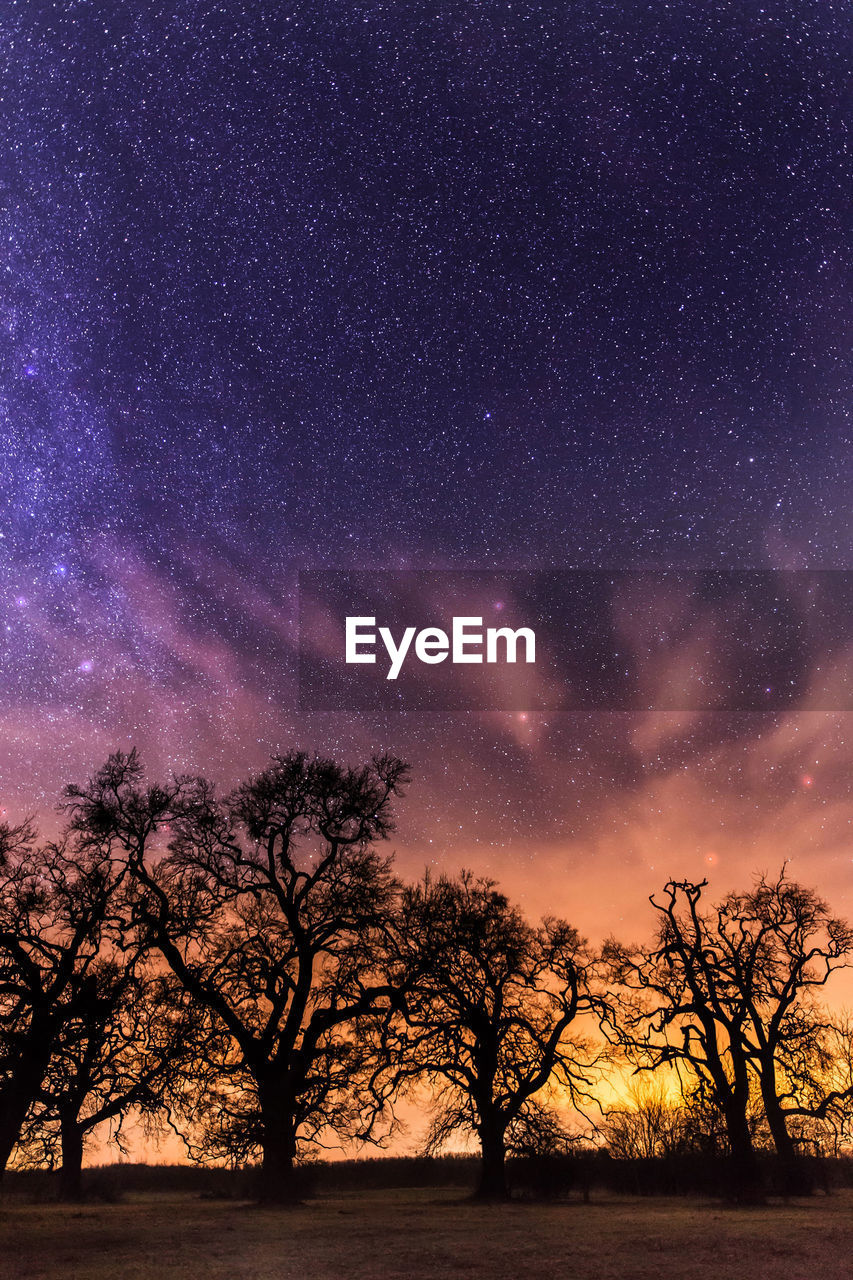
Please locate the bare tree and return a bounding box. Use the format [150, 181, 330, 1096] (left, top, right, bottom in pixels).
[64, 749, 409, 1204]
[605, 872, 853, 1197]
[0, 819, 121, 1183]
[388, 871, 597, 1200]
[603, 1075, 688, 1161]
[715, 871, 853, 1190]
[604, 879, 762, 1200]
[17, 953, 195, 1199]
[793, 1011, 853, 1157]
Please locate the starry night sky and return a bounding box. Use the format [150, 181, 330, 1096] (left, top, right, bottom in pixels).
[1, 2, 850, 939]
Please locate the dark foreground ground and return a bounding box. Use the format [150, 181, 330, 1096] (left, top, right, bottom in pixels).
[1, 1187, 852, 1280]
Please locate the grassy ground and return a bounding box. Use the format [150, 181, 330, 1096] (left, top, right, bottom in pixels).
[1, 1187, 851, 1280]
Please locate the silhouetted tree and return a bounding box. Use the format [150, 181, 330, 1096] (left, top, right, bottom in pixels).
[64, 749, 409, 1204]
[388, 871, 597, 1200]
[714, 871, 853, 1192]
[604, 879, 762, 1201]
[603, 1076, 689, 1160]
[0, 819, 121, 1183]
[793, 1011, 853, 1156]
[17, 953, 196, 1199]
[606, 872, 853, 1198]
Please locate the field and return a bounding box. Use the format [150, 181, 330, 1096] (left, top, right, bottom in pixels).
[2, 1188, 853, 1280]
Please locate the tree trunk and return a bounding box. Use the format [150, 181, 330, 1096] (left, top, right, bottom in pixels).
[723, 1104, 763, 1203]
[0, 1027, 55, 1182]
[0, 1073, 43, 1182]
[476, 1119, 509, 1200]
[761, 1074, 812, 1197]
[0, 1097, 26, 1181]
[258, 1094, 300, 1205]
[58, 1113, 84, 1202]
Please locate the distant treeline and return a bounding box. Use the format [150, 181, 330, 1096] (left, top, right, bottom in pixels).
[1, 749, 852, 1206]
[7, 1151, 853, 1204]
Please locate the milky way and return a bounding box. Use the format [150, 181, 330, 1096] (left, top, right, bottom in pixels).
[0, 3, 850, 941]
